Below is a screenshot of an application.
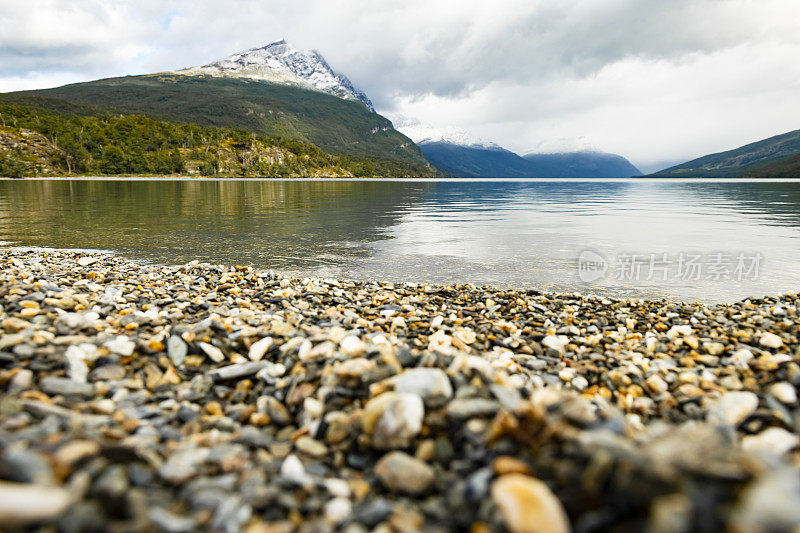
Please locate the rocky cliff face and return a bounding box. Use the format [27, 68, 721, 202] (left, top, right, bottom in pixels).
[0, 128, 60, 176]
[173, 39, 375, 111]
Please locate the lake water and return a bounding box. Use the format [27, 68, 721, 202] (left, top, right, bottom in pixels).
[2, 178, 800, 303]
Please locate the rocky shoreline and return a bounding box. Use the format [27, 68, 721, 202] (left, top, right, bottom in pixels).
[1, 248, 799, 532]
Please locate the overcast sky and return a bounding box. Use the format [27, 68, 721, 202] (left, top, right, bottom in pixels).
[2, 0, 800, 172]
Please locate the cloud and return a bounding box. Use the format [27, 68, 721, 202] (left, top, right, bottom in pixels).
[391, 39, 800, 164]
[2, 0, 800, 169]
[0, 1, 155, 77]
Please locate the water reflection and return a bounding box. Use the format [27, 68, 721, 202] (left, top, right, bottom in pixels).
[0, 180, 430, 268]
[1, 179, 799, 302]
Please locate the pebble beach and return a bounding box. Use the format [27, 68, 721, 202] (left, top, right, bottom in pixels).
[1, 247, 800, 532]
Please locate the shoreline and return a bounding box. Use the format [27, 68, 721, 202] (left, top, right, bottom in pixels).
[1, 248, 799, 531]
[4, 176, 800, 183]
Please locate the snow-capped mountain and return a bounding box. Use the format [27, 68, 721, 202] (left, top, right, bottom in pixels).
[393, 118, 502, 150]
[173, 39, 375, 112]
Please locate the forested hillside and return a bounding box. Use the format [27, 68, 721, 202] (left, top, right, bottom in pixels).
[3, 75, 436, 176]
[0, 100, 424, 178]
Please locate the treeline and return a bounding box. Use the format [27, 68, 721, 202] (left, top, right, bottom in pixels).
[0, 102, 415, 177]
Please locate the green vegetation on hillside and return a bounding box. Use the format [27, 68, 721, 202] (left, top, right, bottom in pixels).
[3, 75, 436, 175]
[648, 129, 800, 178]
[742, 153, 800, 178]
[0, 100, 431, 177]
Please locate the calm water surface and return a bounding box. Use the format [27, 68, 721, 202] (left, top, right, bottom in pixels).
[2, 179, 800, 302]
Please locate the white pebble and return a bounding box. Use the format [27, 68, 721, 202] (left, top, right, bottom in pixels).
[542, 335, 569, 354]
[303, 397, 324, 419]
[64, 346, 89, 383]
[707, 391, 759, 426]
[760, 332, 784, 349]
[742, 427, 799, 455]
[769, 382, 797, 404]
[339, 336, 366, 357]
[324, 497, 352, 524]
[280, 455, 309, 486]
[666, 325, 693, 337]
[248, 336, 273, 361]
[199, 342, 225, 363]
[104, 336, 135, 357]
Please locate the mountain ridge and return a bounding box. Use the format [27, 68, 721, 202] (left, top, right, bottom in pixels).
[172, 39, 375, 111]
[2, 73, 435, 175]
[522, 150, 641, 178]
[393, 119, 503, 150]
[418, 139, 641, 178]
[647, 128, 800, 178]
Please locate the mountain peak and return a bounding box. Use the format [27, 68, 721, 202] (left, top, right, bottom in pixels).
[263, 38, 288, 47]
[173, 41, 374, 111]
[392, 118, 502, 150]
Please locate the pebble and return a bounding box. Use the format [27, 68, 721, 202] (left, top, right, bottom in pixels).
[704, 342, 725, 356]
[373, 392, 424, 449]
[0, 481, 71, 526]
[769, 382, 797, 404]
[542, 335, 569, 355]
[339, 336, 367, 357]
[199, 342, 226, 363]
[707, 391, 759, 426]
[167, 336, 188, 366]
[303, 397, 324, 419]
[248, 336, 273, 361]
[90, 364, 126, 381]
[733, 469, 800, 532]
[148, 508, 196, 533]
[741, 427, 799, 455]
[39, 376, 94, 397]
[445, 398, 501, 419]
[729, 348, 754, 368]
[295, 436, 328, 458]
[491, 474, 570, 533]
[210, 495, 251, 533]
[374, 451, 434, 495]
[667, 325, 693, 337]
[257, 396, 291, 426]
[207, 361, 269, 381]
[571, 375, 589, 391]
[104, 336, 135, 356]
[394, 368, 453, 406]
[645, 374, 669, 394]
[363, 393, 401, 435]
[760, 332, 784, 349]
[280, 454, 309, 486]
[492, 456, 533, 476]
[77, 256, 98, 266]
[64, 345, 89, 382]
[54, 440, 101, 469]
[158, 447, 210, 484]
[324, 497, 352, 524]
[336, 357, 374, 378]
[8, 368, 33, 393]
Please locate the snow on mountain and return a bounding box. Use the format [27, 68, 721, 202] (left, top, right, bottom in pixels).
[173, 39, 374, 112]
[392, 118, 502, 150]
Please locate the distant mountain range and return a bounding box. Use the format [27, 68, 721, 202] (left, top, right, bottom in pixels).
[418, 140, 641, 178]
[418, 143, 533, 177]
[647, 129, 800, 178]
